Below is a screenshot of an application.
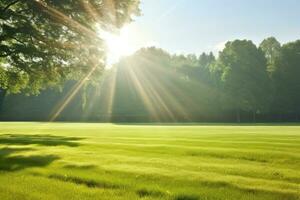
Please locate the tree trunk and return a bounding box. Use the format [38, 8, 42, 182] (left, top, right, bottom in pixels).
[253, 110, 256, 123]
[277, 112, 283, 122]
[0, 89, 7, 114]
[236, 109, 241, 123]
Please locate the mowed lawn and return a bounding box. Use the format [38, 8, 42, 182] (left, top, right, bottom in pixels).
[0, 123, 299, 200]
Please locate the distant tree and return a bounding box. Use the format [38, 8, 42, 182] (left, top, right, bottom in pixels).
[175, 52, 216, 83]
[272, 40, 300, 119]
[0, 0, 140, 95]
[193, 52, 215, 84]
[199, 52, 215, 68]
[259, 37, 281, 74]
[218, 40, 270, 122]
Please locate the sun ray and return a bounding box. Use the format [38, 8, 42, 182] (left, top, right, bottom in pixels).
[49, 65, 98, 122]
[38, 0, 121, 121]
[131, 55, 192, 121]
[33, 0, 99, 40]
[132, 65, 176, 121]
[126, 64, 160, 121]
[102, 68, 118, 120]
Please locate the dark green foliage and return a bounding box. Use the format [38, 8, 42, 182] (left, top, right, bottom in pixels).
[0, 0, 140, 94]
[218, 40, 271, 122]
[259, 37, 281, 74]
[1, 37, 300, 122]
[0, 81, 85, 121]
[271, 40, 300, 117]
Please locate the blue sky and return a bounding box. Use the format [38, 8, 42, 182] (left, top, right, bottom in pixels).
[127, 0, 300, 55]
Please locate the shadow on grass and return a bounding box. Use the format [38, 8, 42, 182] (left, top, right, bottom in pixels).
[0, 134, 83, 171]
[63, 164, 97, 170]
[0, 134, 83, 147]
[0, 147, 59, 171]
[48, 174, 122, 189]
[174, 194, 199, 200]
[136, 188, 165, 198]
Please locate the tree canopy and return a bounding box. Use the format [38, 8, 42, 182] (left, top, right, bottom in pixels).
[1, 37, 300, 122]
[259, 37, 281, 74]
[0, 0, 140, 94]
[218, 40, 270, 121]
[272, 40, 300, 115]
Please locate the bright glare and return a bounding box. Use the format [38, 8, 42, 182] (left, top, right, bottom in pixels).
[98, 25, 137, 67]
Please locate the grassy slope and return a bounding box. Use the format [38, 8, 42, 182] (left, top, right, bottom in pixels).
[0, 123, 299, 200]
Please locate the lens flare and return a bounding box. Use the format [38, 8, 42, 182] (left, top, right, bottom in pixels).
[97, 25, 137, 67]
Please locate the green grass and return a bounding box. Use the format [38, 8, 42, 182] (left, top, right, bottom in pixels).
[0, 123, 299, 200]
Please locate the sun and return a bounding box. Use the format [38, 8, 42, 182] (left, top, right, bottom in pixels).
[98, 25, 136, 67]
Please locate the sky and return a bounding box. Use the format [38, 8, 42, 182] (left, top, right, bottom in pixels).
[124, 0, 300, 56]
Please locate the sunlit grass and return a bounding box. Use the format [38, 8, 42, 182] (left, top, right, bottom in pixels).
[0, 123, 299, 200]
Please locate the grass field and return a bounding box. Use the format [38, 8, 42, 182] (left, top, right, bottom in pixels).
[0, 123, 299, 200]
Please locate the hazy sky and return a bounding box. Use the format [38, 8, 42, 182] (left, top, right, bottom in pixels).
[126, 0, 300, 55]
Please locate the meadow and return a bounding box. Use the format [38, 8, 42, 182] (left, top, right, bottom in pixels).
[0, 123, 299, 200]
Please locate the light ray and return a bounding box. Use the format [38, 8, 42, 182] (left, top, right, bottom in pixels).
[134, 55, 192, 121]
[41, 0, 119, 121]
[101, 68, 118, 119]
[142, 64, 191, 121]
[132, 65, 176, 121]
[49, 65, 97, 122]
[126, 64, 160, 121]
[33, 0, 99, 40]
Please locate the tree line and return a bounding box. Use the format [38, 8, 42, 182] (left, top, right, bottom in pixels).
[1, 37, 300, 122]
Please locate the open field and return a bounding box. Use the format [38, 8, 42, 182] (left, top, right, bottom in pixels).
[0, 123, 299, 200]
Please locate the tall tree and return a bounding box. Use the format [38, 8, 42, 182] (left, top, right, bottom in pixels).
[0, 0, 140, 94]
[218, 40, 270, 122]
[259, 37, 281, 74]
[199, 52, 215, 68]
[272, 40, 300, 119]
